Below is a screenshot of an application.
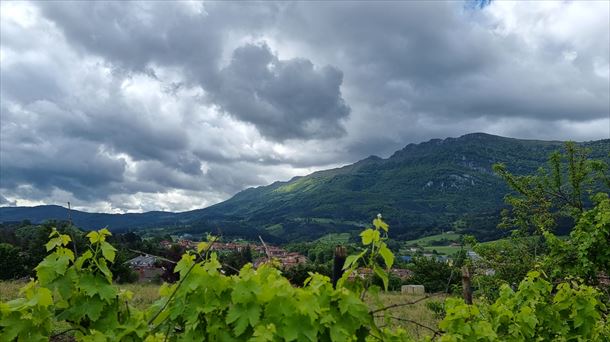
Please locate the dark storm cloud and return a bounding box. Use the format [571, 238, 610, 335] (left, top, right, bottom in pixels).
[215, 43, 349, 140]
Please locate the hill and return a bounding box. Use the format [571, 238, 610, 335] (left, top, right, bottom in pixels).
[0, 205, 181, 230]
[2, 133, 608, 242]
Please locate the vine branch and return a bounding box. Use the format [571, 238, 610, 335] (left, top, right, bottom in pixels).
[377, 315, 441, 337]
[369, 293, 443, 314]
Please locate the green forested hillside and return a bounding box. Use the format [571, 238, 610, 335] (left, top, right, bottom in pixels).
[195, 133, 609, 240]
[2, 133, 608, 241]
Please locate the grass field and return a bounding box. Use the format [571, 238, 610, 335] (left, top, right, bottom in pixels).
[421, 245, 464, 255]
[404, 233, 461, 246]
[315, 232, 352, 244]
[400, 232, 465, 256]
[368, 292, 445, 339]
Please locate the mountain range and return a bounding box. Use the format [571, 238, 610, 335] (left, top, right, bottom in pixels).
[2, 133, 608, 242]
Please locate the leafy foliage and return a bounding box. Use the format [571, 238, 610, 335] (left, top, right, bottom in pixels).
[543, 193, 610, 284]
[407, 257, 460, 294]
[0, 243, 25, 280]
[3, 209, 610, 341]
[440, 271, 609, 341]
[220, 245, 253, 276]
[0, 221, 87, 280]
[469, 236, 542, 299]
[339, 215, 395, 292]
[477, 143, 610, 297]
[1, 227, 409, 341]
[281, 262, 331, 287]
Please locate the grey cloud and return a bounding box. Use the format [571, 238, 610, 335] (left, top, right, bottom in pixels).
[37, 2, 222, 87]
[133, 160, 206, 191]
[214, 43, 350, 140]
[10, 94, 194, 175]
[37, 2, 350, 142]
[267, 1, 609, 157]
[0, 195, 17, 206]
[0, 134, 127, 202]
[205, 163, 269, 195]
[129, 159, 271, 196]
[0, 61, 65, 103]
[279, 2, 499, 84]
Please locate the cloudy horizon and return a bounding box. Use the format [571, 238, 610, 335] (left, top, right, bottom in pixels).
[1, 0, 609, 213]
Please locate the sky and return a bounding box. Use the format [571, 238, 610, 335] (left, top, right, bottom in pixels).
[1, 0, 609, 213]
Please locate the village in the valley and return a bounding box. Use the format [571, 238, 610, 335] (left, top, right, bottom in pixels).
[126, 236, 417, 285]
[125, 237, 311, 282]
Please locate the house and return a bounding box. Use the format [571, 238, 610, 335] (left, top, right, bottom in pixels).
[279, 252, 308, 268]
[210, 242, 251, 252]
[390, 268, 413, 280]
[467, 251, 480, 260]
[160, 240, 173, 249]
[126, 254, 163, 282]
[126, 255, 157, 267]
[177, 239, 196, 249]
[348, 267, 412, 281]
[349, 267, 373, 280]
[252, 252, 308, 269]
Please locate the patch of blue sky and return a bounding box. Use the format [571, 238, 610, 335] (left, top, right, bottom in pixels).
[465, 0, 492, 10]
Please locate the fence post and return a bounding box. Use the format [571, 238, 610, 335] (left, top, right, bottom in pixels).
[461, 265, 472, 304]
[332, 245, 347, 288]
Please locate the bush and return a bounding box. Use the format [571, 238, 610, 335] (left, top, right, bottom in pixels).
[408, 257, 459, 293]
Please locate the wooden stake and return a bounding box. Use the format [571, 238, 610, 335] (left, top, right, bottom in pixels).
[332, 245, 347, 288]
[461, 265, 472, 304]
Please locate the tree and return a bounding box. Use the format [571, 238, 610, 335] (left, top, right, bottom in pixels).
[472, 236, 540, 285]
[543, 193, 610, 285]
[0, 243, 25, 279]
[493, 142, 608, 234]
[282, 263, 331, 286]
[492, 142, 609, 288]
[221, 245, 254, 276]
[408, 256, 459, 293]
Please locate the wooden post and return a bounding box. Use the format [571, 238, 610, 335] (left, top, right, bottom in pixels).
[67, 202, 72, 226]
[67, 202, 78, 257]
[258, 236, 271, 261]
[332, 246, 347, 288]
[461, 265, 472, 304]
